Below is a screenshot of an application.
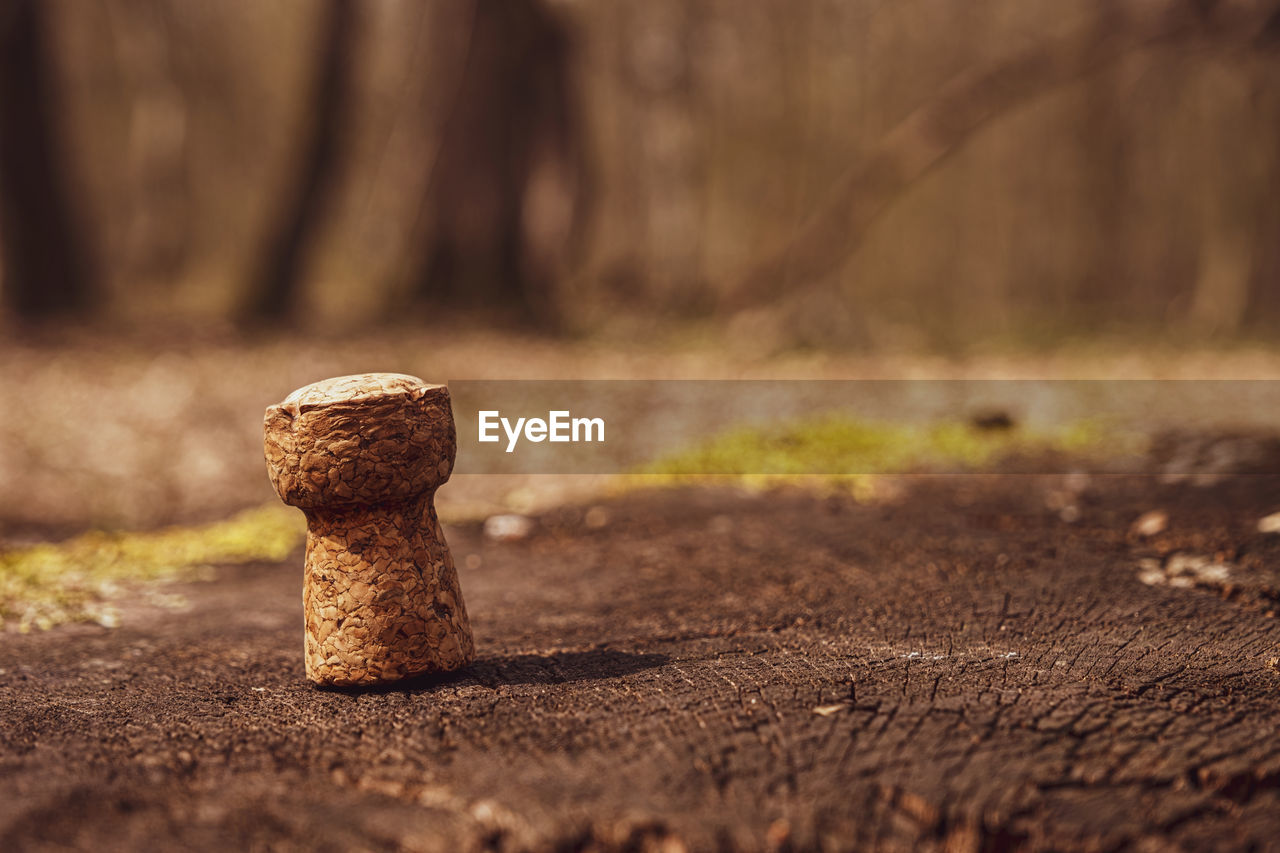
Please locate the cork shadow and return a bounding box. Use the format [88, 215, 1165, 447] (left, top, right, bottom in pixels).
[318, 648, 669, 695]
[468, 648, 670, 687]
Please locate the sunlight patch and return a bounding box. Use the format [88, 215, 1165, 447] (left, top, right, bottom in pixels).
[622, 415, 1116, 495]
[0, 505, 304, 632]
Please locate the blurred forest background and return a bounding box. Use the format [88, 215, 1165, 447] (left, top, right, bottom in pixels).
[2, 0, 1280, 349]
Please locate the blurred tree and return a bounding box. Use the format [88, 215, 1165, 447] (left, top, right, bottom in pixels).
[244, 0, 357, 323]
[725, 0, 1280, 320]
[8, 0, 1273, 341]
[1249, 9, 1280, 324]
[606, 0, 707, 312]
[0, 0, 97, 319]
[107, 0, 189, 297]
[408, 0, 588, 328]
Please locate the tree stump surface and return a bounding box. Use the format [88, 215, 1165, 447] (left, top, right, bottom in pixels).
[2, 465, 1279, 851]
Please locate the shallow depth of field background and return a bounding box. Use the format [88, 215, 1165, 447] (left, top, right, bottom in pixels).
[3, 0, 1280, 539]
[2, 0, 1279, 346]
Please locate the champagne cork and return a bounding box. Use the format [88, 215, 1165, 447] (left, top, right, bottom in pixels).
[264, 373, 475, 686]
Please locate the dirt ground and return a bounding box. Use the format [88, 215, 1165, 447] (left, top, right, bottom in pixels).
[4, 334, 1280, 850]
[5, 328, 1280, 539]
[4, 452, 1280, 851]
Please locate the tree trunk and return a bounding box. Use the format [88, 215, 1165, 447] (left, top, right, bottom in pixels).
[0, 0, 97, 320]
[410, 0, 585, 330]
[5, 458, 1280, 849]
[106, 0, 189, 299]
[244, 0, 357, 324]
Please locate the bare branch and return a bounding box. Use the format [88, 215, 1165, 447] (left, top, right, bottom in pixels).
[726, 0, 1280, 311]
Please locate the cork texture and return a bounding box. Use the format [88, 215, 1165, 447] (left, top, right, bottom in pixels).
[264, 373, 474, 687]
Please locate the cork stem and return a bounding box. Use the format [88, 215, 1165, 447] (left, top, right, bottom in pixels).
[301, 493, 473, 686]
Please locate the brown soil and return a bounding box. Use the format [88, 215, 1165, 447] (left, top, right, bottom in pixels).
[5, 328, 1280, 537]
[4, 464, 1280, 851]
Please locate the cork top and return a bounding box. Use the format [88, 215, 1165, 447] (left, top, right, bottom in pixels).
[264, 373, 456, 509]
[279, 373, 445, 416]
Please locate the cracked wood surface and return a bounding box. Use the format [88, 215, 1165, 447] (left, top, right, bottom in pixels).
[2, 468, 1280, 851]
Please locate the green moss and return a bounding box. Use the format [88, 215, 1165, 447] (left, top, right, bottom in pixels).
[0, 504, 304, 632]
[624, 414, 1123, 494]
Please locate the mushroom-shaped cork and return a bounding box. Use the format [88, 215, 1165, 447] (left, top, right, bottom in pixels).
[264, 373, 474, 687]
